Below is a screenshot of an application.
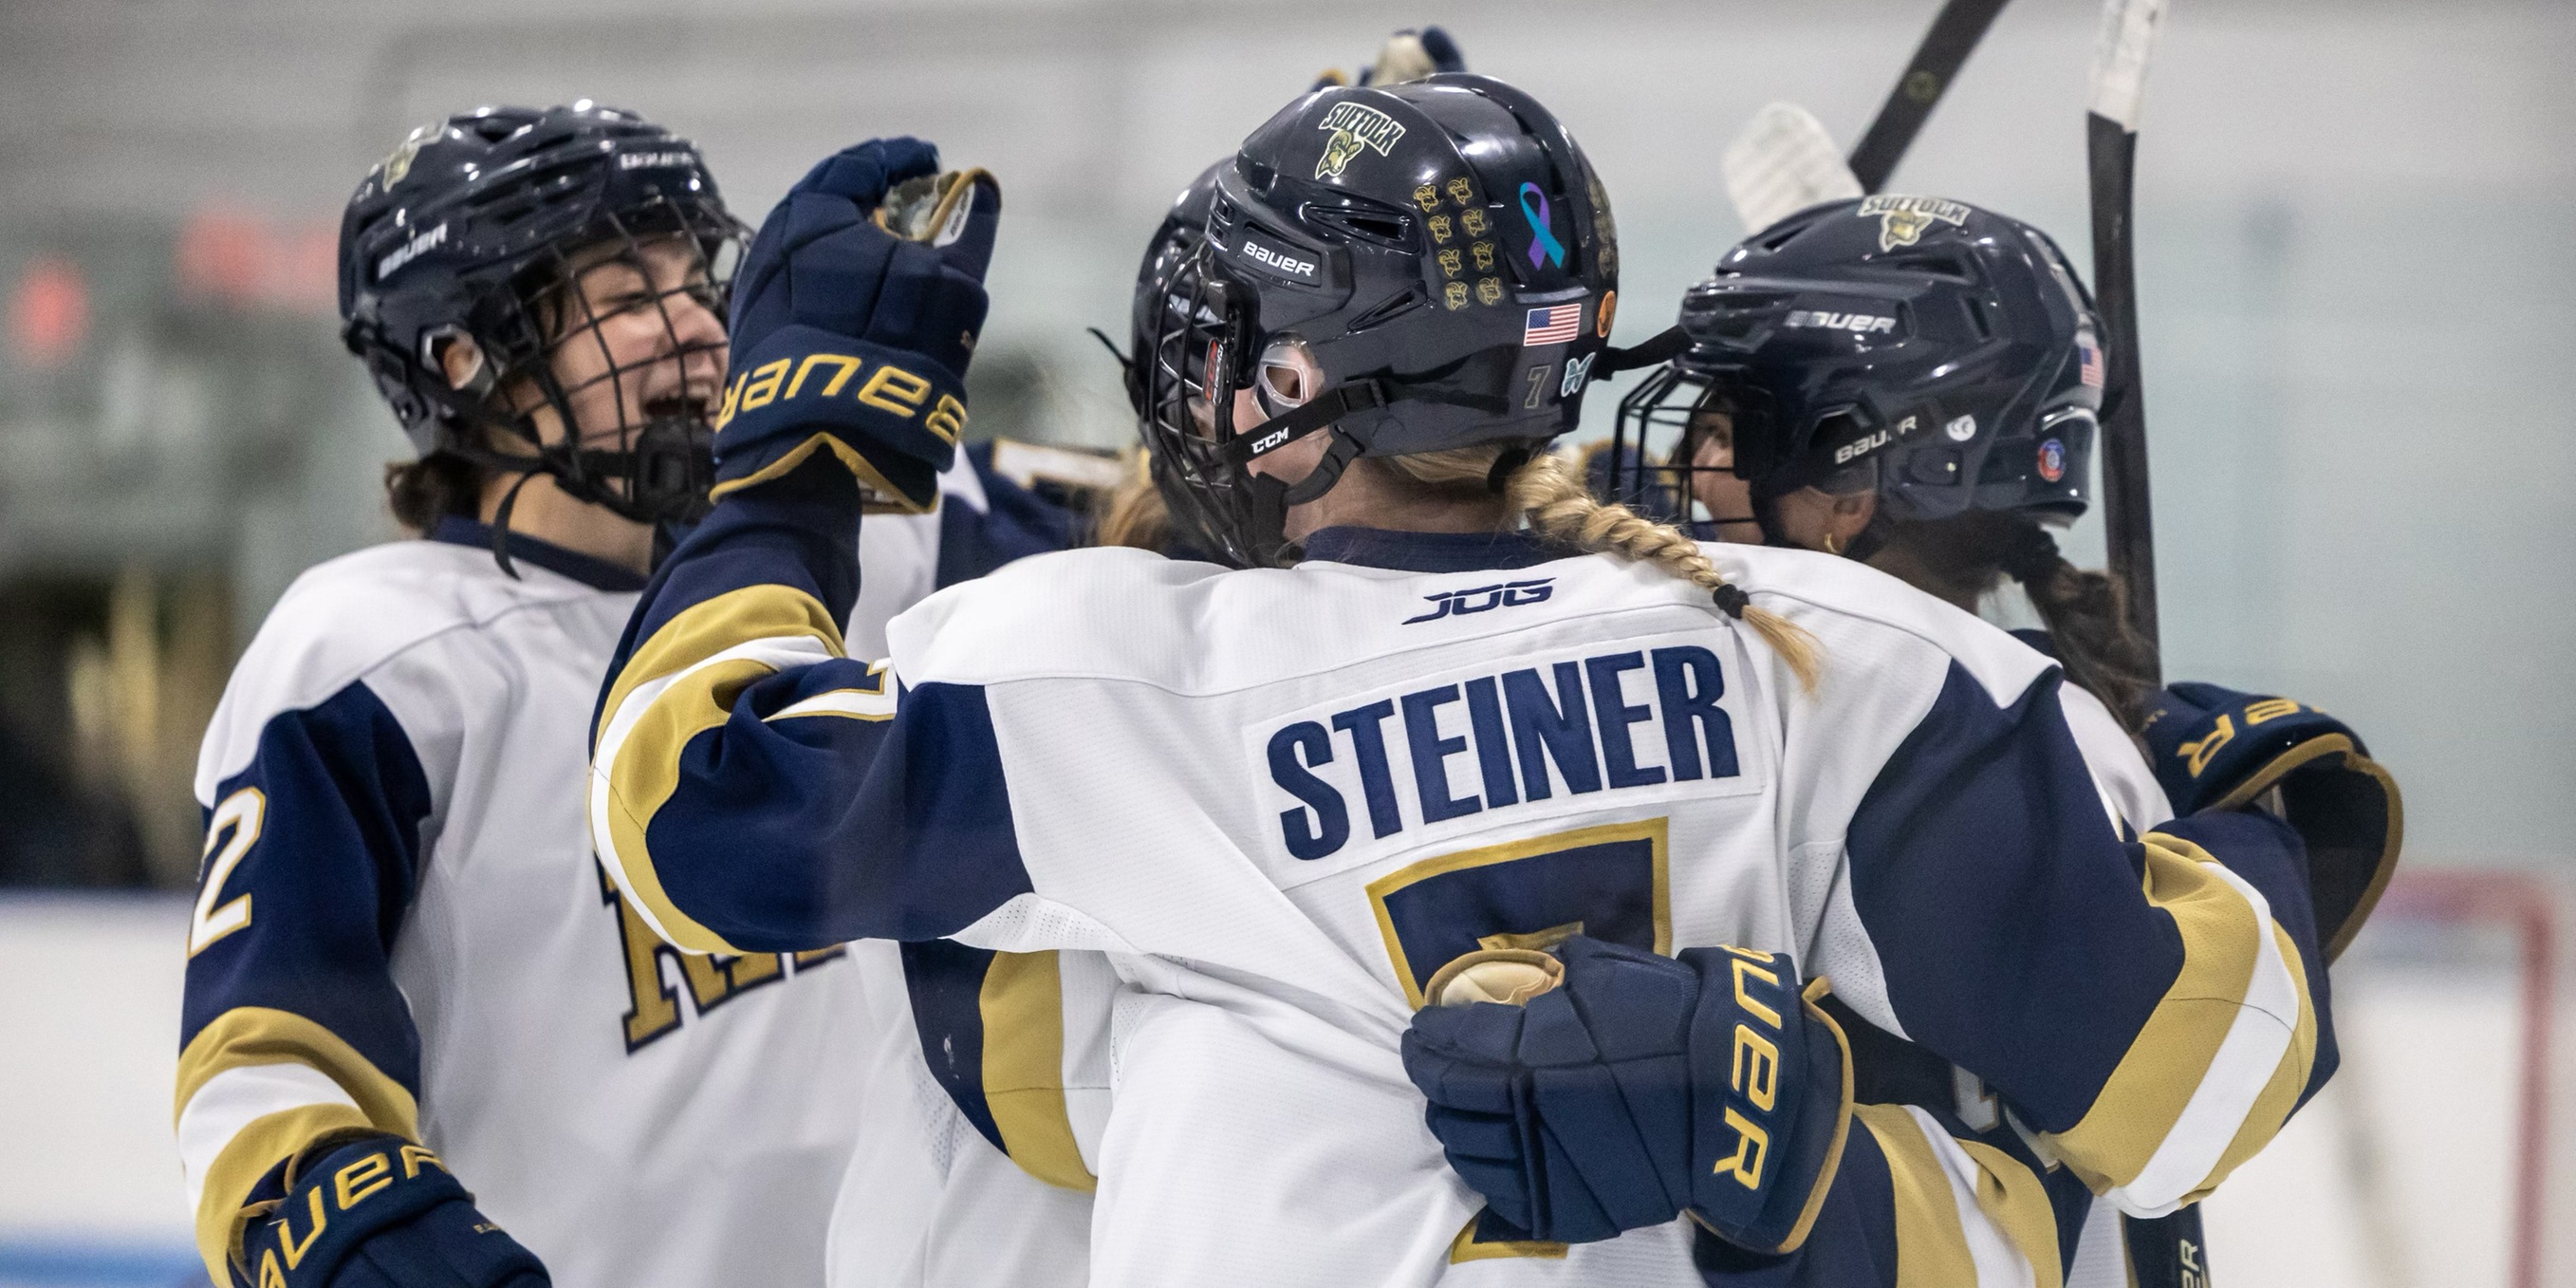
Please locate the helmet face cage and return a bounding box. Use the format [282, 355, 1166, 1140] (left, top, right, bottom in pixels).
[1607, 364, 1789, 537]
[457, 197, 744, 526]
[1137, 238, 1284, 567]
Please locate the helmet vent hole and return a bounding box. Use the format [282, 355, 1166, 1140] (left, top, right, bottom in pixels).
[1961, 296, 1993, 341]
[1347, 286, 1428, 332]
[1888, 254, 1973, 283]
[1301, 198, 1417, 251]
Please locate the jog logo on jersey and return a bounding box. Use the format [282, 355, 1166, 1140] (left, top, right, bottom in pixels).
[1251, 634, 1761, 864]
[1403, 578, 1553, 625]
[1857, 195, 1971, 252]
[1314, 102, 1406, 180]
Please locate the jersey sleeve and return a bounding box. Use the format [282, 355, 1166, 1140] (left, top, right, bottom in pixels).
[1828, 659, 2326, 1218]
[1693, 1100, 2072, 1288]
[175, 678, 436, 1285]
[590, 465, 1036, 956]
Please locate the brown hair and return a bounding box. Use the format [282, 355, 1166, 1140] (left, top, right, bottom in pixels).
[1376, 446, 1823, 691]
[1871, 511, 2158, 729]
[383, 451, 486, 534]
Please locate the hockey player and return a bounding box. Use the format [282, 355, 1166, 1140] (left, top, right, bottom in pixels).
[180, 103, 877, 1288]
[1399, 196, 2401, 1283]
[590, 77, 2326, 1287]
[828, 35, 1475, 1288]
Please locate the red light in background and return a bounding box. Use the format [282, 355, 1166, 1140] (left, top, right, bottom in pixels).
[175, 204, 337, 314]
[175, 206, 266, 303]
[9, 255, 90, 369]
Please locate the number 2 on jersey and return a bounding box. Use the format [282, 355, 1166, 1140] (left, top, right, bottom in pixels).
[1366, 816, 1670, 1008]
[189, 787, 266, 958]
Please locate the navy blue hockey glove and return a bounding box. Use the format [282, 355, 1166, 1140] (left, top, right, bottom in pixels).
[2141, 681, 2402, 961]
[712, 137, 1000, 512]
[1401, 936, 1853, 1251]
[233, 1133, 546, 1288]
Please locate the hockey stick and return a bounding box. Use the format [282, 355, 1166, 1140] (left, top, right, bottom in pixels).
[2088, 0, 2165, 675]
[2089, 0, 2199, 1281]
[1847, 0, 2012, 194]
[1722, 103, 1863, 234]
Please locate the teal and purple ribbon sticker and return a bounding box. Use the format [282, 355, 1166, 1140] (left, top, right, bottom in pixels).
[1519, 182, 1566, 270]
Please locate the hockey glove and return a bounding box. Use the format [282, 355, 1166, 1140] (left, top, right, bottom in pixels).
[712, 137, 1000, 512]
[2141, 681, 2402, 961]
[1401, 936, 1853, 1251]
[232, 1132, 547, 1288]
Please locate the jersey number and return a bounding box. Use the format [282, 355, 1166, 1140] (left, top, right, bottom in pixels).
[1365, 816, 1671, 1009]
[189, 788, 266, 958]
[597, 868, 843, 1052]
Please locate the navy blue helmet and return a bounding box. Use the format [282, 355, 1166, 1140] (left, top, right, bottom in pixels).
[1139, 75, 1621, 566]
[1611, 195, 2103, 540]
[338, 103, 742, 526]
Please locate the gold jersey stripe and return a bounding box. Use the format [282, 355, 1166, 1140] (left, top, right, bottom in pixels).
[706, 432, 937, 513]
[1855, 1103, 1977, 1288]
[595, 584, 849, 955]
[979, 950, 1097, 1192]
[175, 1008, 418, 1286]
[2185, 919, 2321, 1204]
[1955, 1136, 2066, 1288]
[2047, 831, 2270, 1190]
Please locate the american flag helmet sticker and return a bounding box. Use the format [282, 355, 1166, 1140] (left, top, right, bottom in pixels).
[2078, 333, 2106, 388]
[1522, 304, 1582, 346]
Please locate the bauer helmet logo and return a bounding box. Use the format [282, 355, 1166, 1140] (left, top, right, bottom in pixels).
[1857, 195, 1971, 252]
[1314, 103, 1407, 180]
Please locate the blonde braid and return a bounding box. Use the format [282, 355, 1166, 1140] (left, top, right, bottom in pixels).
[1506, 452, 1822, 692]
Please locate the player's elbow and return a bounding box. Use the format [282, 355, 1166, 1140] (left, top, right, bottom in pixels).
[2047, 828, 2326, 1212]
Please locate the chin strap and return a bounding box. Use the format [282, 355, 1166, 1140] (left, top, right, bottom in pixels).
[486, 471, 537, 580]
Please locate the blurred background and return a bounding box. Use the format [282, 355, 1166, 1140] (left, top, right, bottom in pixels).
[0, 0, 2567, 1284]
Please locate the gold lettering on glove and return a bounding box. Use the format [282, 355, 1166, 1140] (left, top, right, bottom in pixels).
[334, 1152, 392, 1209]
[2180, 715, 2235, 777]
[712, 355, 961, 443]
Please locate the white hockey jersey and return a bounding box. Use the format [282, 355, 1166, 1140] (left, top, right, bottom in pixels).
[595, 505, 2329, 1288]
[176, 522, 873, 1288]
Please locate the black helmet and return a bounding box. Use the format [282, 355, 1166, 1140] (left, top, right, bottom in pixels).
[1123, 161, 1237, 561]
[1140, 75, 1622, 566]
[1610, 195, 2103, 543]
[338, 102, 743, 529]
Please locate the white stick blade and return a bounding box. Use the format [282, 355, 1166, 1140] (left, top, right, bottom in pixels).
[2088, 0, 2168, 131]
[1723, 102, 1864, 236]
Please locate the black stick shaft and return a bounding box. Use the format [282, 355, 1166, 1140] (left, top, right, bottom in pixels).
[1848, 0, 2012, 194]
[2087, 110, 2161, 678]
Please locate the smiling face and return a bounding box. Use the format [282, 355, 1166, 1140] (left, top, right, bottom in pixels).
[519, 235, 729, 456]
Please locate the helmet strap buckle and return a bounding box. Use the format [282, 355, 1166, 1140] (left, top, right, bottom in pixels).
[1280, 428, 1364, 506]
